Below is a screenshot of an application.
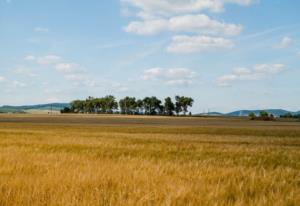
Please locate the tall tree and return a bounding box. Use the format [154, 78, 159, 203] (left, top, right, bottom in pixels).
[143, 96, 162, 115]
[181, 97, 194, 115]
[175, 102, 181, 116]
[85, 96, 95, 113]
[164, 97, 175, 116]
[93, 98, 103, 113]
[136, 99, 144, 114]
[143, 97, 151, 115]
[175, 96, 194, 116]
[103, 95, 118, 113]
[119, 97, 136, 114]
[70, 100, 85, 113]
[260, 111, 269, 118]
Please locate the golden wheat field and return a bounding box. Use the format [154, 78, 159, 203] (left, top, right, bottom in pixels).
[0, 114, 299, 206]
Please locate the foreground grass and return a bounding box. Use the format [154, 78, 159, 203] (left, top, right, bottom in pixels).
[0, 116, 299, 206]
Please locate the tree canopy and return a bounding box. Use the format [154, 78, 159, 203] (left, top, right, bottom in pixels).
[62, 95, 194, 116]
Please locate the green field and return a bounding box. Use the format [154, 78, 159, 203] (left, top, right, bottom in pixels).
[0, 114, 299, 206]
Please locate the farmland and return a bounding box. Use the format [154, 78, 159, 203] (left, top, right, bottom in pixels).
[0, 114, 299, 206]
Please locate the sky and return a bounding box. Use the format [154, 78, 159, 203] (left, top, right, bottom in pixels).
[0, 0, 299, 113]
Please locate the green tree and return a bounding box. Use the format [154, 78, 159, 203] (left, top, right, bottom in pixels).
[248, 112, 256, 120]
[103, 95, 118, 113]
[136, 99, 144, 114]
[60, 107, 72, 113]
[182, 97, 194, 115]
[175, 96, 194, 116]
[281, 113, 293, 118]
[143, 97, 151, 115]
[85, 96, 95, 113]
[164, 97, 175, 116]
[260, 111, 269, 118]
[260, 111, 272, 121]
[70, 100, 85, 113]
[68, 95, 194, 116]
[93, 98, 103, 113]
[175, 101, 182, 116]
[119, 97, 136, 114]
[143, 96, 162, 115]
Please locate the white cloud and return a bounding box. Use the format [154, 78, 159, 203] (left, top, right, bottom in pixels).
[14, 67, 37, 78]
[142, 67, 164, 80]
[166, 68, 196, 79]
[34, 27, 49, 33]
[143, 67, 196, 80]
[24, 55, 36, 61]
[125, 14, 242, 36]
[217, 64, 285, 86]
[111, 83, 129, 92]
[125, 19, 167, 35]
[12, 81, 27, 88]
[297, 51, 300, 57]
[225, 0, 253, 5]
[24, 54, 62, 65]
[142, 67, 196, 86]
[37, 64, 93, 88]
[22, 54, 93, 86]
[167, 35, 234, 53]
[55, 63, 79, 73]
[169, 14, 242, 36]
[37, 55, 62, 65]
[20, 54, 131, 92]
[122, 0, 222, 17]
[65, 73, 87, 81]
[254, 64, 284, 74]
[217, 74, 237, 87]
[274, 37, 292, 49]
[122, 0, 254, 17]
[122, 0, 251, 54]
[0, 76, 5, 82]
[0, 74, 30, 92]
[232, 67, 251, 75]
[54, 62, 90, 86]
[65, 73, 96, 87]
[165, 79, 193, 86]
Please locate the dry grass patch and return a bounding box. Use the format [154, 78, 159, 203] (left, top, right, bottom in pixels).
[0, 116, 299, 206]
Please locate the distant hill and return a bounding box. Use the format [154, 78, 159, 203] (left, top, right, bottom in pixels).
[0, 103, 70, 114]
[0, 103, 298, 117]
[293, 111, 300, 115]
[226, 109, 296, 117]
[195, 112, 223, 116]
[196, 109, 300, 117]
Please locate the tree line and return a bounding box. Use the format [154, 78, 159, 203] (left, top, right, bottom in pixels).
[61, 96, 194, 116]
[248, 111, 275, 121]
[280, 113, 300, 119]
[249, 111, 300, 121]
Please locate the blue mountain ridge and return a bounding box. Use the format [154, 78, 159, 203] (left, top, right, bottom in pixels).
[0, 103, 299, 116]
[0, 103, 70, 113]
[197, 109, 299, 117]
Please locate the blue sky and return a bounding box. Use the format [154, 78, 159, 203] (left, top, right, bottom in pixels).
[0, 0, 299, 113]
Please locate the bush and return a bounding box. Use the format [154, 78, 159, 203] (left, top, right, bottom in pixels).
[249, 111, 275, 121]
[248, 112, 256, 120]
[61, 107, 72, 113]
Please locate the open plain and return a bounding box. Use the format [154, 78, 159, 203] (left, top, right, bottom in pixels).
[0, 114, 299, 206]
